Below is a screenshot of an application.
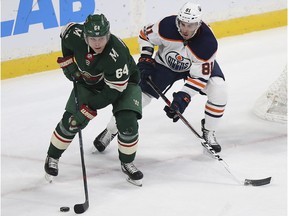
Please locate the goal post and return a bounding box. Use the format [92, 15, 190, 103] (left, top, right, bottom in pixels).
[253, 65, 287, 123]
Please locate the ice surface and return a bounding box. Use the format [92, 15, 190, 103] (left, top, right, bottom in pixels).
[1, 27, 287, 216]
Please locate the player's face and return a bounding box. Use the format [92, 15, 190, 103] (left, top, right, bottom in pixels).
[87, 36, 108, 54]
[179, 21, 200, 40]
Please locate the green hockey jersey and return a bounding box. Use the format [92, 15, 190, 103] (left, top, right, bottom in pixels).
[60, 23, 140, 110]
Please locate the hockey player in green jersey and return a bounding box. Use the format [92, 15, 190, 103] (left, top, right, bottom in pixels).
[44, 14, 143, 186]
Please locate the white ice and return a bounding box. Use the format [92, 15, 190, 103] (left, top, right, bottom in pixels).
[1, 27, 287, 216]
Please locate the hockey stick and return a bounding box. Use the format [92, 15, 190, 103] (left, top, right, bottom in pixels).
[146, 77, 271, 186]
[72, 79, 89, 214]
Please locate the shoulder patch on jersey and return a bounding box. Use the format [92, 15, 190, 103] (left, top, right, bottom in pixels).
[60, 22, 76, 38]
[109, 48, 120, 62]
[158, 15, 183, 41]
[187, 22, 218, 61]
[106, 35, 129, 63]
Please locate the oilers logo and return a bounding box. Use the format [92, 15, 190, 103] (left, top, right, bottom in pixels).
[165, 51, 191, 72]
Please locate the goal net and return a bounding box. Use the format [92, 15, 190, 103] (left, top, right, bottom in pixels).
[253, 65, 287, 123]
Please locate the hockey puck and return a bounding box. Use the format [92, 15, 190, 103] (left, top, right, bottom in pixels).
[60, 206, 70, 212]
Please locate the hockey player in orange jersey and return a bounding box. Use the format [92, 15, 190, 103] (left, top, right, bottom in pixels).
[94, 2, 227, 154]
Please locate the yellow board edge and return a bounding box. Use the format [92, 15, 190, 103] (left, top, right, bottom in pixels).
[1, 9, 287, 80]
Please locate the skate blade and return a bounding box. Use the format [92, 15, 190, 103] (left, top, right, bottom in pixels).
[202, 147, 217, 159]
[91, 146, 104, 154]
[91, 146, 97, 154]
[45, 173, 54, 183]
[126, 177, 142, 187]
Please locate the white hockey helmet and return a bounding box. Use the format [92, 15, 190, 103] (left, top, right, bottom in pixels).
[177, 2, 202, 24]
[176, 2, 203, 39]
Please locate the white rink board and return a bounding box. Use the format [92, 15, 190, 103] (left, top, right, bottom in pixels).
[1, 0, 286, 61]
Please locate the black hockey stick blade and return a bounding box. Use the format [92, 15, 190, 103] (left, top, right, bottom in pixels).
[244, 177, 272, 186]
[74, 201, 89, 214]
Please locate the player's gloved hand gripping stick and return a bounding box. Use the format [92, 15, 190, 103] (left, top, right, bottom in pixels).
[146, 77, 271, 186]
[58, 56, 82, 81]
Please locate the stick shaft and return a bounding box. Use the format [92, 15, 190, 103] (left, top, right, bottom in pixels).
[72, 80, 89, 210]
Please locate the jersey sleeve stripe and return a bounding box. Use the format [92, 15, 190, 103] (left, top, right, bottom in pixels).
[186, 77, 207, 88]
[187, 77, 207, 88]
[183, 77, 208, 95]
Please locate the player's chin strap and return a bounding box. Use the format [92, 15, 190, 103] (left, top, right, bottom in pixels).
[146, 77, 271, 186]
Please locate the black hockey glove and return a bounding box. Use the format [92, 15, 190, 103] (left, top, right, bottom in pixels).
[164, 91, 191, 122]
[137, 55, 155, 82]
[69, 104, 97, 132]
[57, 56, 81, 81]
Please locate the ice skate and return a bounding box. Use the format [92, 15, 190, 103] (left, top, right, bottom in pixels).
[121, 162, 143, 187]
[44, 155, 59, 183]
[201, 119, 222, 153]
[93, 128, 118, 152]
